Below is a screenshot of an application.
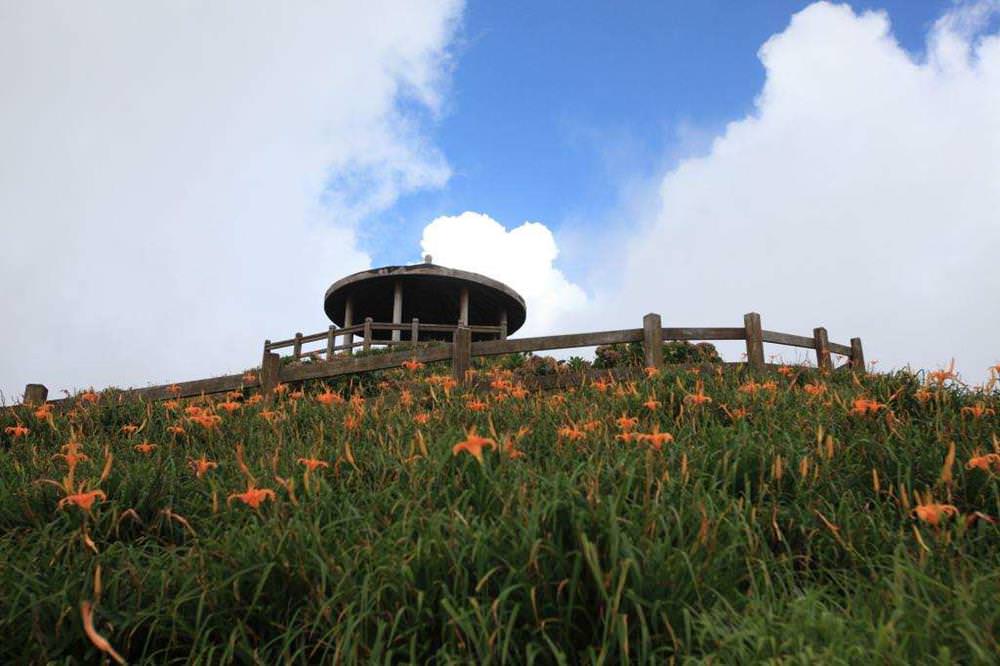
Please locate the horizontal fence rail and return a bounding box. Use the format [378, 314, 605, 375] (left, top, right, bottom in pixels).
[20, 312, 864, 407]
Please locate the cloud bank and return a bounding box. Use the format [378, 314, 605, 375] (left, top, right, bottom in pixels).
[0, 1, 462, 400]
[592, 1, 1000, 378]
[419, 212, 588, 336]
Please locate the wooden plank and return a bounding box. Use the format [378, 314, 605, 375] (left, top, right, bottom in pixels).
[452, 326, 472, 382]
[828, 342, 852, 356]
[279, 345, 452, 383]
[813, 327, 832, 371]
[761, 330, 815, 348]
[662, 327, 746, 341]
[643, 313, 663, 369]
[850, 337, 865, 372]
[471, 328, 644, 357]
[744, 313, 765, 370]
[129, 373, 254, 402]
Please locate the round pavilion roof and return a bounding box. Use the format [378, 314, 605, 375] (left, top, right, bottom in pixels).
[324, 263, 526, 341]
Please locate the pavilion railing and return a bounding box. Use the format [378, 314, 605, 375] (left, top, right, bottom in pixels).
[20, 312, 864, 406]
[264, 318, 506, 362]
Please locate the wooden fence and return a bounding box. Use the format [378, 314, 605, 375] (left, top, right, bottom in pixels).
[20, 312, 864, 406]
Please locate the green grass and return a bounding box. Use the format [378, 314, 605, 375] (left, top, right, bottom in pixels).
[1, 362, 998, 663]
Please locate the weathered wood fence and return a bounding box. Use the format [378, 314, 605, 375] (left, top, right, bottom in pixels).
[21, 312, 864, 406]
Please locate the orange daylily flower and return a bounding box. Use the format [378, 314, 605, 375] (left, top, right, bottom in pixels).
[402, 359, 425, 371]
[167, 424, 186, 436]
[452, 427, 497, 463]
[643, 396, 661, 411]
[344, 414, 361, 431]
[228, 485, 275, 509]
[685, 382, 713, 406]
[850, 398, 885, 416]
[913, 503, 959, 526]
[260, 410, 282, 423]
[643, 366, 660, 378]
[80, 391, 99, 404]
[289, 389, 305, 400]
[273, 383, 289, 395]
[184, 405, 207, 418]
[33, 403, 53, 419]
[777, 365, 795, 377]
[966, 453, 1000, 472]
[134, 442, 156, 454]
[581, 419, 601, 432]
[558, 426, 586, 441]
[413, 412, 431, 425]
[738, 381, 761, 395]
[592, 379, 611, 392]
[166, 384, 182, 395]
[615, 415, 639, 431]
[926, 360, 957, 386]
[466, 399, 488, 412]
[802, 382, 826, 396]
[961, 403, 995, 419]
[218, 401, 241, 413]
[120, 424, 139, 435]
[58, 489, 107, 513]
[188, 455, 218, 478]
[914, 388, 933, 403]
[638, 427, 674, 450]
[163, 400, 180, 411]
[5, 425, 29, 438]
[245, 394, 264, 406]
[189, 414, 222, 430]
[615, 431, 639, 443]
[297, 457, 330, 472]
[510, 385, 529, 399]
[316, 390, 343, 406]
[400, 389, 414, 407]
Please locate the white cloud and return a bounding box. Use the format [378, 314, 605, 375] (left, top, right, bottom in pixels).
[419, 212, 588, 335]
[0, 1, 462, 400]
[592, 1, 1000, 380]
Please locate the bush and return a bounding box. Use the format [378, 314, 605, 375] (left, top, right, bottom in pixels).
[593, 340, 722, 369]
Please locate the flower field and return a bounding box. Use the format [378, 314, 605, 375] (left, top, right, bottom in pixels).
[1, 359, 999, 663]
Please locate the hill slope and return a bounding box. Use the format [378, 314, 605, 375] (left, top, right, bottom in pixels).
[2, 361, 999, 662]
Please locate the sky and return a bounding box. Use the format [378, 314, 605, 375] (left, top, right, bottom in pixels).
[1, 0, 999, 400]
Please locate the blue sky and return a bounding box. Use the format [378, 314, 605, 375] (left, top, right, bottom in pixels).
[367, 0, 948, 278]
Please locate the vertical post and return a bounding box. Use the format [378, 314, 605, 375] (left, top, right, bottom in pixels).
[499, 309, 508, 340]
[744, 312, 765, 370]
[363, 317, 373, 352]
[260, 351, 281, 400]
[293, 333, 303, 360]
[342, 296, 354, 354]
[24, 384, 48, 407]
[452, 325, 472, 383]
[411, 318, 419, 343]
[459, 286, 470, 326]
[392, 280, 403, 342]
[326, 325, 336, 361]
[813, 327, 832, 371]
[642, 313, 664, 370]
[850, 337, 866, 373]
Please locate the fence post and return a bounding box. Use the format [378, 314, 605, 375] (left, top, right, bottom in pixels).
[260, 351, 281, 400]
[642, 313, 663, 370]
[452, 325, 472, 383]
[293, 332, 303, 360]
[411, 318, 419, 343]
[24, 383, 48, 406]
[813, 327, 832, 371]
[744, 312, 765, 370]
[326, 325, 336, 360]
[363, 318, 372, 352]
[850, 337, 866, 373]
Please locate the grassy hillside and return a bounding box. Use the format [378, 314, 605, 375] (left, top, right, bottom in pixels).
[1, 359, 999, 663]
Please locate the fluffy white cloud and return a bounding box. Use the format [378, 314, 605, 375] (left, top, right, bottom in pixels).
[419, 212, 588, 335]
[593, 1, 1000, 379]
[0, 1, 462, 400]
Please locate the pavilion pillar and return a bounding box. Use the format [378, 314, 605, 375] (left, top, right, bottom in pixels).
[499, 308, 508, 340]
[392, 280, 403, 342]
[342, 296, 353, 354]
[459, 286, 469, 326]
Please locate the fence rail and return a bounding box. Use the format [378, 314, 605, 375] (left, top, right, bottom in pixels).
[20, 312, 864, 407]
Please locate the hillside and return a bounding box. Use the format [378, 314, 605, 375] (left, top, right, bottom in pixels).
[1, 358, 999, 663]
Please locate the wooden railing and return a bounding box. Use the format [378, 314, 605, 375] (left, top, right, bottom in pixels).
[20, 312, 864, 406]
[264, 318, 506, 362]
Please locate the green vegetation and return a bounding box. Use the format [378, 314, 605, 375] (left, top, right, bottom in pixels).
[1, 359, 998, 663]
